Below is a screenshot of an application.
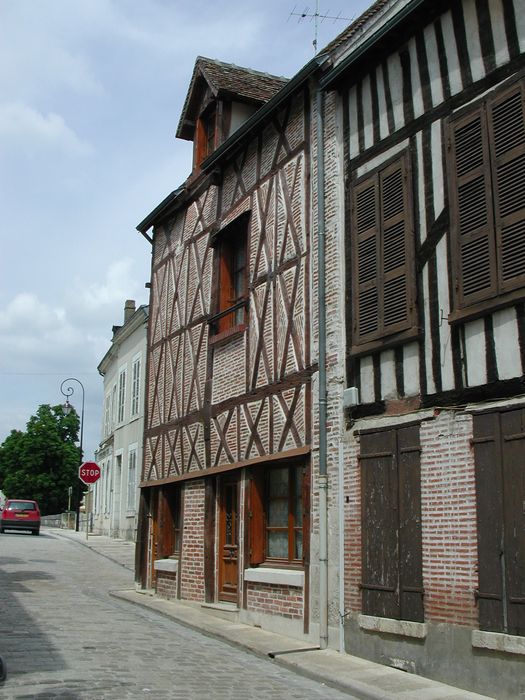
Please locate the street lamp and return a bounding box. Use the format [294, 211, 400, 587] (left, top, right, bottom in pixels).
[60, 377, 85, 532]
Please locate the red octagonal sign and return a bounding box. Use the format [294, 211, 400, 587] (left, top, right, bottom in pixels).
[79, 461, 101, 485]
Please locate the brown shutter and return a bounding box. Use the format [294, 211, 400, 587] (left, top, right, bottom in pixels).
[352, 176, 380, 344]
[248, 469, 265, 565]
[499, 409, 525, 636]
[449, 106, 497, 307]
[361, 429, 400, 619]
[472, 412, 505, 632]
[380, 156, 413, 336]
[397, 424, 423, 622]
[302, 464, 311, 566]
[488, 83, 525, 295]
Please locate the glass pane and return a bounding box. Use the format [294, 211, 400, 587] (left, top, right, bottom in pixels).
[268, 498, 288, 527]
[269, 468, 288, 498]
[268, 530, 288, 558]
[294, 530, 303, 560]
[295, 469, 303, 521]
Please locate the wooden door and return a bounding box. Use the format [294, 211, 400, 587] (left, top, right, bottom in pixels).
[218, 476, 239, 603]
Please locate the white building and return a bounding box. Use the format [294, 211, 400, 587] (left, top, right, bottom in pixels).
[92, 300, 148, 541]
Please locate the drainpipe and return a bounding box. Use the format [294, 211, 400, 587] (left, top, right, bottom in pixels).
[316, 86, 329, 651]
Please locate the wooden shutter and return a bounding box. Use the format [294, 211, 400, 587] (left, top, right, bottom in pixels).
[488, 83, 525, 295]
[499, 410, 525, 636]
[472, 412, 505, 632]
[397, 425, 423, 622]
[248, 469, 265, 565]
[380, 157, 413, 336]
[302, 464, 311, 566]
[351, 153, 413, 348]
[449, 106, 497, 307]
[352, 176, 380, 344]
[361, 429, 400, 619]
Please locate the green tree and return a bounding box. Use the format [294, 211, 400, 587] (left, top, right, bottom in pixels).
[0, 404, 83, 515]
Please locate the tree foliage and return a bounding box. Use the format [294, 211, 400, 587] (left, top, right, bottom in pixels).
[0, 404, 83, 515]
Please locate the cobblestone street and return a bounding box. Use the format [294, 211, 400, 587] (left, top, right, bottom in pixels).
[0, 531, 356, 699]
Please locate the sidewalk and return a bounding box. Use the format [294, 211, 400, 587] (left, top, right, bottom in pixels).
[46, 527, 495, 700]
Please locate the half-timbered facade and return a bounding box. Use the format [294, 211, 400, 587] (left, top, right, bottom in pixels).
[136, 57, 320, 639]
[319, 0, 525, 696]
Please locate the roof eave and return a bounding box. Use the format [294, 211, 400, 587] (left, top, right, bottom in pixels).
[201, 53, 330, 173]
[320, 0, 427, 90]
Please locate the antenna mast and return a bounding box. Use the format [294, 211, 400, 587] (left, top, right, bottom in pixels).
[289, 2, 353, 53]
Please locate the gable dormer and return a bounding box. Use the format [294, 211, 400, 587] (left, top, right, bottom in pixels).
[176, 56, 288, 174]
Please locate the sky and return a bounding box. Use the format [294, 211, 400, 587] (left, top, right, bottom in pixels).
[0, 0, 370, 461]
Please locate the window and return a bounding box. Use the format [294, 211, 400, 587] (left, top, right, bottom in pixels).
[211, 214, 249, 337]
[195, 105, 216, 169]
[104, 394, 111, 438]
[131, 357, 141, 417]
[127, 447, 137, 511]
[158, 485, 183, 557]
[350, 152, 416, 352]
[448, 79, 525, 315]
[248, 463, 307, 567]
[472, 409, 525, 636]
[117, 369, 126, 424]
[360, 424, 423, 622]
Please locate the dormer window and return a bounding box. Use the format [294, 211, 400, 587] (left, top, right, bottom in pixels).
[195, 104, 216, 169]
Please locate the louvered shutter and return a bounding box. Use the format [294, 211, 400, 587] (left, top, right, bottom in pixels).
[449, 107, 497, 307]
[380, 157, 413, 335]
[488, 83, 525, 295]
[352, 176, 380, 344]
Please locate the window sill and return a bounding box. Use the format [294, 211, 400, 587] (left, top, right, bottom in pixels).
[350, 327, 420, 358]
[358, 614, 427, 639]
[154, 559, 178, 574]
[449, 287, 525, 325]
[209, 323, 246, 347]
[244, 567, 304, 588]
[472, 630, 525, 656]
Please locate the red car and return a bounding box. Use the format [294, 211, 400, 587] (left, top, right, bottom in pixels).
[0, 499, 41, 535]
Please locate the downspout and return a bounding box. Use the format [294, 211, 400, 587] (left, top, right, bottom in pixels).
[316, 86, 329, 651]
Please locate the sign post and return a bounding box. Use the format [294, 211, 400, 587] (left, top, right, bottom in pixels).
[79, 462, 100, 540]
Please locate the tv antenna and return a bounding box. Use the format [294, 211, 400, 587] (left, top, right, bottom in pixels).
[289, 2, 353, 53]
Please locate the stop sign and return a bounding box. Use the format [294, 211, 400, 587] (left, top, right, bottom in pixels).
[79, 461, 101, 485]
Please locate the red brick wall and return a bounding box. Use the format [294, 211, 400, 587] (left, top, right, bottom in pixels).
[420, 411, 478, 626]
[180, 480, 206, 602]
[246, 582, 304, 620]
[156, 571, 177, 600]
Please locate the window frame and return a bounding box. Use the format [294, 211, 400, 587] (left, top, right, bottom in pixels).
[117, 368, 126, 424]
[349, 150, 417, 355]
[209, 212, 250, 343]
[127, 445, 138, 512]
[447, 76, 525, 322]
[248, 462, 308, 569]
[130, 355, 141, 418]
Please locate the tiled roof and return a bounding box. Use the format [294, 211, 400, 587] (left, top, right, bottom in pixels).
[321, 0, 391, 54]
[176, 57, 289, 140]
[197, 56, 289, 102]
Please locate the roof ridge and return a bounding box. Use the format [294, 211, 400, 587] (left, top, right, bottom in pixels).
[195, 55, 289, 84]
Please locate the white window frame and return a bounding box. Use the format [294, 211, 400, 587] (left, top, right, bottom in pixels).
[117, 367, 126, 424]
[131, 355, 141, 418]
[127, 444, 138, 512]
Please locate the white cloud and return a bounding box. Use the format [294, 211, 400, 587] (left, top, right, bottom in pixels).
[77, 258, 143, 311]
[0, 103, 92, 157]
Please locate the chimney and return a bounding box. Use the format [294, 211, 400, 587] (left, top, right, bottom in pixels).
[124, 299, 136, 323]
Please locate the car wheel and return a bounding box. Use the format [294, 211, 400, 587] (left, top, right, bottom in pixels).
[32, 529, 40, 536]
[0, 527, 3, 534]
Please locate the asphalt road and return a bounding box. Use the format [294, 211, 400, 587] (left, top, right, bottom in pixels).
[0, 530, 356, 699]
